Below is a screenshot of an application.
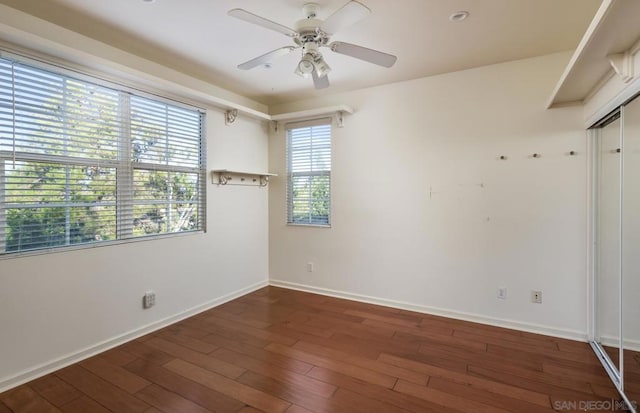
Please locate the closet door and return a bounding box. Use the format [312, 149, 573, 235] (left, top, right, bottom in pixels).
[596, 113, 622, 373]
[622, 96, 640, 403]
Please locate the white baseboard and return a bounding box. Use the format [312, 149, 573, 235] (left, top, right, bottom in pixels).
[599, 335, 640, 352]
[0, 279, 268, 393]
[269, 279, 588, 342]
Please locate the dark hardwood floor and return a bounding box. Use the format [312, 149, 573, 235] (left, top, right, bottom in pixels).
[0, 286, 634, 412]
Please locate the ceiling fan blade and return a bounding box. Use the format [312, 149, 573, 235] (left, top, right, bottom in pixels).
[312, 70, 330, 89]
[237, 46, 296, 70]
[329, 41, 397, 67]
[321, 1, 370, 35]
[228, 9, 297, 38]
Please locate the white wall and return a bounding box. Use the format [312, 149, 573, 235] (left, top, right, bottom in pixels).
[0, 108, 270, 392]
[269, 52, 589, 339]
[0, 6, 271, 392]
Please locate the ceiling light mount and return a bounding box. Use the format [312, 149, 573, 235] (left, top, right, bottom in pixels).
[302, 3, 319, 19]
[449, 11, 469, 22]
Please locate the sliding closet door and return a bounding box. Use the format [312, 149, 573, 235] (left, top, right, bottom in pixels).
[622, 96, 640, 403]
[596, 114, 622, 373]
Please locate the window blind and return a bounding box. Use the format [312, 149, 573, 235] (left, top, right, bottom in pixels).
[0, 56, 205, 255]
[286, 120, 331, 226]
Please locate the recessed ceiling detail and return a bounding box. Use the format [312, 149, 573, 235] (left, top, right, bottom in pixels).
[0, 0, 602, 105]
[449, 11, 469, 22]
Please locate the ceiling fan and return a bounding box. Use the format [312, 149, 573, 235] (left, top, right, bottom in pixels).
[228, 1, 397, 89]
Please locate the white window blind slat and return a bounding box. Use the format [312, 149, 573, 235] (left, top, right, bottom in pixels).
[286, 122, 331, 226]
[0, 55, 205, 256]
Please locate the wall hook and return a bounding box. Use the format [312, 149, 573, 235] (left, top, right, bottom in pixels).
[225, 109, 238, 126]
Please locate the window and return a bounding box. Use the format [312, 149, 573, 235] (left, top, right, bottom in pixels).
[286, 119, 331, 226]
[0, 56, 205, 255]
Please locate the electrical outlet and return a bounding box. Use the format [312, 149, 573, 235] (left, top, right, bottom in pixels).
[143, 291, 156, 309]
[531, 290, 542, 304]
[497, 287, 507, 299]
[307, 262, 314, 272]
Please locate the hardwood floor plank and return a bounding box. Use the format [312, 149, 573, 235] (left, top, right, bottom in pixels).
[207, 308, 273, 329]
[124, 359, 245, 413]
[120, 341, 176, 366]
[29, 374, 82, 407]
[269, 320, 334, 339]
[135, 384, 215, 413]
[377, 353, 551, 407]
[487, 343, 603, 366]
[59, 396, 111, 413]
[237, 407, 265, 413]
[157, 329, 219, 354]
[541, 362, 617, 387]
[0, 386, 62, 413]
[284, 405, 314, 413]
[467, 364, 609, 402]
[343, 309, 422, 328]
[164, 359, 291, 413]
[394, 330, 488, 353]
[384, 349, 468, 374]
[264, 342, 398, 388]
[305, 313, 396, 341]
[162, 323, 212, 340]
[307, 366, 452, 413]
[145, 337, 245, 379]
[80, 355, 151, 394]
[0, 401, 11, 413]
[329, 387, 412, 413]
[186, 319, 273, 349]
[394, 379, 512, 413]
[266, 326, 384, 360]
[292, 340, 428, 385]
[453, 329, 559, 352]
[201, 315, 297, 346]
[467, 361, 595, 394]
[98, 347, 139, 367]
[427, 376, 554, 413]
[211, 347, 337, 398]
[417, 342, 544, 372]
[55, 365, 149, 413]
[360, 318, 454, 342]
[235, 370, 351, 413]
[201, 333, 313, 375]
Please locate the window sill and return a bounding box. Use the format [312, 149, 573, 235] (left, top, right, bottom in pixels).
[286, 223, 332, 229]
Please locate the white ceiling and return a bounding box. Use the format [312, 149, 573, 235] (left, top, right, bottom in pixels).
[0, 0, 602, 106]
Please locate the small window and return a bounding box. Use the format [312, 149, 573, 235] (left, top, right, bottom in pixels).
[286, 119, 331, 226]
[0, 56, 205, 256]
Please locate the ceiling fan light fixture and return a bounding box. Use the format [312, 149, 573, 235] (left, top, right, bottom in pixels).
[314, 56, 331, 78]
[295, 53, 315, 77]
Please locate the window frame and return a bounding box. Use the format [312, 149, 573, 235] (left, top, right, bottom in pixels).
[286, 118, 332, 228]
[0, 51, 207, 258]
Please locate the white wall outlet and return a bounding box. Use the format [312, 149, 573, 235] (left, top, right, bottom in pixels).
[497, 287, 507, 299]
[143, 291, 156, 309]
[531, 290, 542, 304]
[307, 262, 314, 272]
